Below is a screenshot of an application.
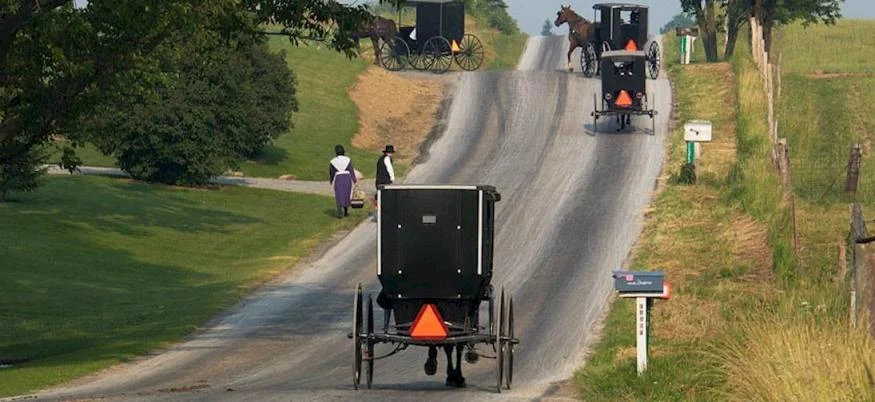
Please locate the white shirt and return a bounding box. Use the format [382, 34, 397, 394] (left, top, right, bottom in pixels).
[384, 156, 395, 182]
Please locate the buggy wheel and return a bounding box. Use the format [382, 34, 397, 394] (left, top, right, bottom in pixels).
[424, 36, 452, 74]
[506, 296, 514, 389]
[580, 42, 598, 78]
[454, 34, 484, 71]
[378, 37, 410, 72]
[366, 295, 375, 388]
[352, 284, 363, 389]
[647, 41, 661, 79]
[409, 53, 430, 71]
[495, 289, 505, 393]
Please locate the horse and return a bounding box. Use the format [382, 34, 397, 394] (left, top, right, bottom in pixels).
[554, 5, 595, 72]
[351, 14, 398, 64]
[424, 345, 467, 387]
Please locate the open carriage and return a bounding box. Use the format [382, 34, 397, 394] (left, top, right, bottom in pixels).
[351, 185, 518, 391]
[591, 51, 657, 133]
[578, 3, 660, 79]
[377, 0, 485, 73]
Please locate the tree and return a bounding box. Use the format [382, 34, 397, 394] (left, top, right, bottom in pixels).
[723, 0, 753, 59]
[0, 0, 372, 200]
[681, 0, 721, 62]
[660, 12, 697, 34]
[541, 19, 553, 36]
[78, 33, 297, 185]
[754, 0, 841, 54]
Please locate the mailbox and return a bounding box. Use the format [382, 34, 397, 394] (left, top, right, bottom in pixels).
[684, 120, 712, 142]
[612, 271, 668, 298]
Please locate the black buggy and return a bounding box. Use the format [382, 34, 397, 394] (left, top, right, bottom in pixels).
[579, 3, 660, 79]
[350, 185, 518, 392]
[379, 0, 485, 74]
[591, 51, 657, 133]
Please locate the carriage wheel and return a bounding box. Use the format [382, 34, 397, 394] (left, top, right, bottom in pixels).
[506, 296, 514, 389]
[366, 295, 375, 388]
[495, 288, 505, 393]
[409, 53, 430, 71]
[580, 42, 598, 78]
[423, 36, 452, 74]
[352, 284, 363, 389]
[454, 34, 484, 71]
[378, 37, 410, 72]
[647, 41, 661, 79]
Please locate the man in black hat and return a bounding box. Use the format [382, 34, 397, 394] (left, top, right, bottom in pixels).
[374, 145, 396, 211]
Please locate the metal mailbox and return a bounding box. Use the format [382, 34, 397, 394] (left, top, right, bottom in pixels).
[612, 271, 665, 295]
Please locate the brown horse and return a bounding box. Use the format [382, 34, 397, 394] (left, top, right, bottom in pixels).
[352, 14, 398, 64]
[554, 5, 595, 72]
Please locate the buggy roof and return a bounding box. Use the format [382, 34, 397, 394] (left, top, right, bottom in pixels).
[601, 50, 647, 60]
[593, 3, 649, 10]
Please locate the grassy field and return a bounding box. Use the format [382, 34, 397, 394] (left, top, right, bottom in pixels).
[575, 25, 875, 401]
[0, 175, 368, 397]
[777, 19, 875, 75]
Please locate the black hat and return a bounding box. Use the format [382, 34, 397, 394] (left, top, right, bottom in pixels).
[335, 144, 345, 156]
[383, 145, 395, 154]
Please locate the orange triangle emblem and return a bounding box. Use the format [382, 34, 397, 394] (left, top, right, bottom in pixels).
[451, 40, 461, 53]
[625, 40, 637, 51]
[410, 304, 448, 340]
[616, 90, 633, 107]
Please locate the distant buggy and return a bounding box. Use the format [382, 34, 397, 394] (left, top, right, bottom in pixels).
[591, 51, 657, 133]
[579, 3, 661, 79]
[350, 185, 518, 392]
[378, 0, 485, 74]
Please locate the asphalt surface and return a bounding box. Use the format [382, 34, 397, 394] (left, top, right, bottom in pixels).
[32, 35, 672, 401]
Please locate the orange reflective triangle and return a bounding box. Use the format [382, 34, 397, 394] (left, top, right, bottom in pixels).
[451, 40, 461, 53]
[410, 304, 448, 340]
[625, 40, 637, 51]
[616, 90, 633, 107]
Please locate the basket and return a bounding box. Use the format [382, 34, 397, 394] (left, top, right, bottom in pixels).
[351, 188, 366, 209]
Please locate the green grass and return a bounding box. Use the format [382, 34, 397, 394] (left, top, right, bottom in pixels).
[576, 22, 875, 401]
[482, 31, 527, 70]
[0, 175, 368, 396]
[241, 38, 378, 180]
[777, 19, 875, 74]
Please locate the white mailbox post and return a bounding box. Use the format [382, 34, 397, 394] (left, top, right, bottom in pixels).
[683, 120, 712, 164]
[613, 271, 671, 375]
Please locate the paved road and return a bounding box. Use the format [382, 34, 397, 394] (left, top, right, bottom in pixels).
[33, 35, 671, 401]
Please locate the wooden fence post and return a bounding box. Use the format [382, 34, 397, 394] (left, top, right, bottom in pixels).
[846, 143, 863, 196]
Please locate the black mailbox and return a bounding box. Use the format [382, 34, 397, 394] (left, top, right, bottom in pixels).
[612, 271, 665, 295]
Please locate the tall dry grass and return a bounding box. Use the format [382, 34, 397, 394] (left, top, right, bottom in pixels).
[715, 311, 875, 401]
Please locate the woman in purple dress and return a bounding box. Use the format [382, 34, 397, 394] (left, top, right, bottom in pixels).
[329, 145, 357, 218]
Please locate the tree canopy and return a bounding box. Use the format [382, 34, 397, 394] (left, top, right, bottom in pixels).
[0, 0, 378, 200]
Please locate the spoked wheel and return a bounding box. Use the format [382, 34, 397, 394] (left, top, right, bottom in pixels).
[409, 53, 430, 71]
[454, 34, 484, 71]
[366, 295, 375, 388]
[580, 42, 598, 78]
[495, 288, 505, 393]
[506, 296, 514, 389]
[423, 36, 452, 74]
[647, 41, 661, 79]
[352, 284, 363, 389]
[378, 37, 410, 72]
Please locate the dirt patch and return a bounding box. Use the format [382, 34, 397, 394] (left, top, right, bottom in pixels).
[349, 66, 444, 168]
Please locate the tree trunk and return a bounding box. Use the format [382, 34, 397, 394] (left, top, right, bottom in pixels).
[695, 0, 720, 62]
[762, 17, 774, 55]
[702, 29, 719, 62]
[724, 21, 741, 59]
